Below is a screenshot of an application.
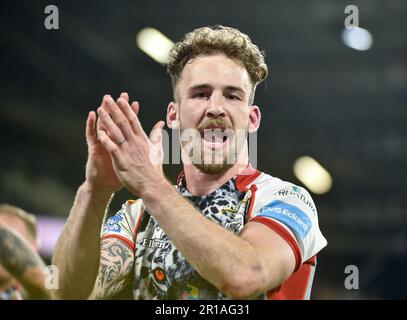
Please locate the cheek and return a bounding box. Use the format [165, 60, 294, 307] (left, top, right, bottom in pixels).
[179, 103, 202, 127]
[231, 109, 250, 128]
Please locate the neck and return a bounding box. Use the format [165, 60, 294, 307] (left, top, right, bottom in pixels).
[182, 149, 249, 196]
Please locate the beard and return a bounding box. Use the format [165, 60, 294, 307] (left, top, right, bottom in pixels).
[179, 119, 248, 175]
[194, 162, 233, 175]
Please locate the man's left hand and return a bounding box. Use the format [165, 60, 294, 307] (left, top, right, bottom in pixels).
[96, 94, 165, 196]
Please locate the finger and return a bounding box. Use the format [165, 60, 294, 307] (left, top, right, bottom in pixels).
[86, 111, 98, 146]
[119, 92, 129, 102]
[149, 121, 165, 144]
[148, 121, 165, 166]
[96, 112, 105, 131]
[97, 107, 127, 145]
[97, 129, 121, 155]
[131, 101, 139, 115]
[117, 98, 147, 138]
[103, 95, 134, 140]
[95, 111, 107, 141]
[95, 94, 111, 138]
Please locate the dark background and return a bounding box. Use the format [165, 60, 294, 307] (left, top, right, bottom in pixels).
[0, 0, 406, 299]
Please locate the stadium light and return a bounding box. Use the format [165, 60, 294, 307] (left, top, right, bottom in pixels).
[341, 26, 373, 51]
[136, 27, 174, 64]
[293, 156, 333, 195]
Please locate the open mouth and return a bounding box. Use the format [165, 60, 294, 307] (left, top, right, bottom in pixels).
[199, 126, 231, 149]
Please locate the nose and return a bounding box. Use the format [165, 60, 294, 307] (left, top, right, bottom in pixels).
[205, 93, 226, 118]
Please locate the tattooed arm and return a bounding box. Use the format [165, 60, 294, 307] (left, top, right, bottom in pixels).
[88, 237, 134, 300]
[0, 225, 50, 299]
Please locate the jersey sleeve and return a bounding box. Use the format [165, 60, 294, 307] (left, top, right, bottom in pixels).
[249, 184, 327, 270]
[101, 199, 145, 251]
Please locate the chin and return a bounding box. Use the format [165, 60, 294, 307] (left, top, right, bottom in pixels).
[194, 162, 234, 174]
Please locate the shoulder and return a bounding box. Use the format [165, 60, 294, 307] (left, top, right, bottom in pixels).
[249, 171, 327, 263]
[123, 198, 146, 218]
[101, 198, 147, 245]
[251, 172, 317, 216]
[253, 171, 304, 193]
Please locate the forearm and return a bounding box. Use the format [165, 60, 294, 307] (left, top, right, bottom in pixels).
[141, 178, 264, 298]
[52, 182, 113, 299]
[0, 226, 49, 299]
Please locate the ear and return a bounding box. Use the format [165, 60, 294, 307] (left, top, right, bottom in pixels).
[166, 101, 179, 129]
[248, 105, 261, 133]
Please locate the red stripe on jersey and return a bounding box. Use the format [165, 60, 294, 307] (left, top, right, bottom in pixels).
[101, 234, 135, 251]
[246, 184, 258, 220]
[176, 170, 185, 186]
[266, 257, 316, 300]
[235, 165, 261, 192]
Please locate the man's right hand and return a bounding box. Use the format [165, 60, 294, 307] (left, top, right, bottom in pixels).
[52, 93, 141, 300]
[85, 92, 136, 194]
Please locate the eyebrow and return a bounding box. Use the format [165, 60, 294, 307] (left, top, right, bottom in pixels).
[188, 84, 246, 95]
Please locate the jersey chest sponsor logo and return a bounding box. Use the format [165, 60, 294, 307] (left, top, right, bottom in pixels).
[141, 238, 169, 249]
[140, 225, 169, 248]
[221, 204, 240, 214]
[221, 199, 248, 214]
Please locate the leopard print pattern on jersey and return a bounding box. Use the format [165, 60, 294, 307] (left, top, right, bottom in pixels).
[133, 174, 251, 300]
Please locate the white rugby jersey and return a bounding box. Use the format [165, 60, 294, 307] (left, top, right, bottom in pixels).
[101, 165, 327, 299]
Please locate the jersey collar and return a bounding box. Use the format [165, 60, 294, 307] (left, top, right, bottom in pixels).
[177, 163, 261, 194]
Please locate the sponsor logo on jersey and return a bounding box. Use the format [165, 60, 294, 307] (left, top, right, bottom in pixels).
[141, 238, 169, 249]
[275, 186, 316, 214]
[153, 225, 165, 239]
[221, 199, 248, 215]
[260, 200, 312, 239]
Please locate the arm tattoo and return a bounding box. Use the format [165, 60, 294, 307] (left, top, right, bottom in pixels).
[92, 237, 134, 299]
[0, 226, 45, 278]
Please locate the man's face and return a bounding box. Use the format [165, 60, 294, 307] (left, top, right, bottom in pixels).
[171, 54, 260, 174]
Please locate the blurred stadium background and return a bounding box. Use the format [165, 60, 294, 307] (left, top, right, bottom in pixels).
[1, 0, 406, 299]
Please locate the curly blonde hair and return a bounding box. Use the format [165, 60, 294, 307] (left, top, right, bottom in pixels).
[167, 25, 268, 103]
